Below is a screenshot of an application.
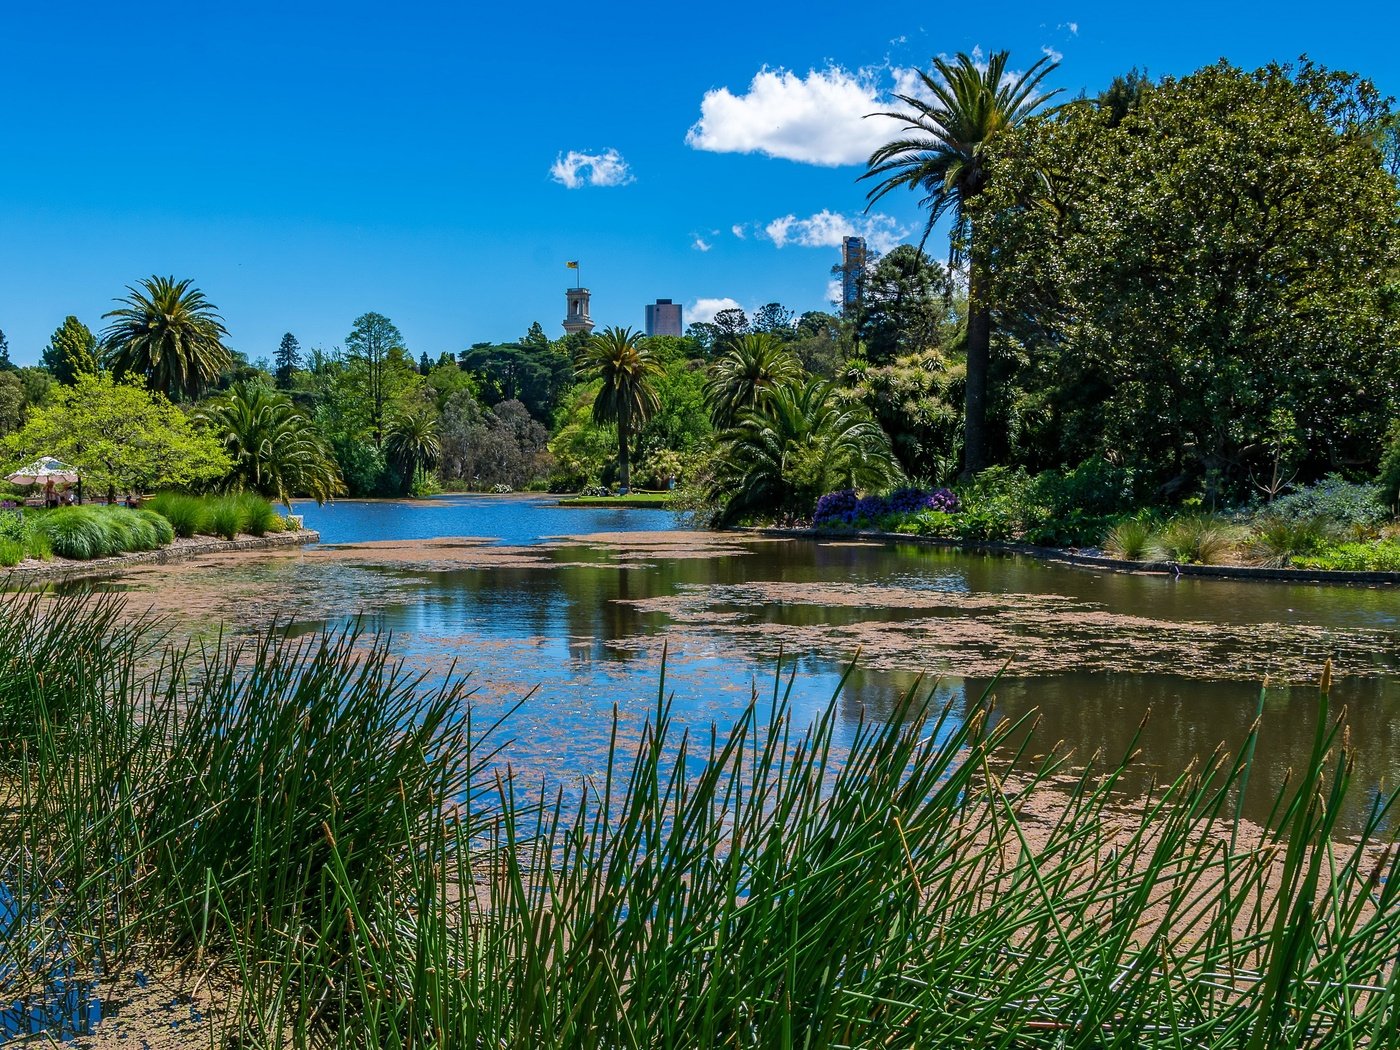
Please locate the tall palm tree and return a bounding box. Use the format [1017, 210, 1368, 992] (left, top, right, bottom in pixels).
[577, 326, 661, 491]
[861, 50, 1062, 478]
[101, 276, 232, 400]
[386, 403, 442, 489]
[704, 333, 804, 427]
[709, 379, 902, 524]
[198, 383, 343, 505]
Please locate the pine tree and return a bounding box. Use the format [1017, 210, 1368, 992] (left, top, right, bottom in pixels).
[275, 332, 302, 388]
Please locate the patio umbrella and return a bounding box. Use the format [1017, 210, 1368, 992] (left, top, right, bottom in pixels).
[5, 456, 80, 486]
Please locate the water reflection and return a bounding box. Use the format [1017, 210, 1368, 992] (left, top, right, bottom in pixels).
[97, 496, 1400, 830]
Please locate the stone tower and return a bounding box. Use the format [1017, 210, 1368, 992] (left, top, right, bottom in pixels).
[563, 287, 595, 336]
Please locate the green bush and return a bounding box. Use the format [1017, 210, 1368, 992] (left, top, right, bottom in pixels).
[34, 505, 176, 560]
[1265, 476, 1388, 529]
[0, 509, 31, 544]
[1293, 541, 1400, 572]
[208, 496, 245, 539]
[232, 492, 278, 537]
[0, 537, 23, 567]
[147, 492, 211, 538]
[1102, 518, 1158, 561]
[137, 509, 175, 546]
[1246, 515, 1337, 567]
[1157, 514, 1239, 564]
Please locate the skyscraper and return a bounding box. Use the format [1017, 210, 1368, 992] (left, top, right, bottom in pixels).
[840, 236, 867, 317]
[645, 298, 682, 337]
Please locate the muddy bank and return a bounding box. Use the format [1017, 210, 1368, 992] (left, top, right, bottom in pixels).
[3, 531, 320, 587]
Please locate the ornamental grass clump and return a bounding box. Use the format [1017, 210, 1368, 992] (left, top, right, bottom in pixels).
[230, 491, 281, 536]
[207, 495, 246, 539]
[147, 492, 212, 538]
[1157, 513, 1239, 564]
[1246, 514, 1337, 567]
[1101, 518, 1159, 561]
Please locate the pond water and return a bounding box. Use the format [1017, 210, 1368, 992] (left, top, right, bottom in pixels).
[94, 494, 1400, 830]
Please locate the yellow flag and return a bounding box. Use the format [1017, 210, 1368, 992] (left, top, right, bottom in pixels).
[566, 260, 579, 269]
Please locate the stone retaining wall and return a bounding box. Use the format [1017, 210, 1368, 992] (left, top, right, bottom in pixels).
[4, 530, 321, 586]
[737, 527, 1400, 587]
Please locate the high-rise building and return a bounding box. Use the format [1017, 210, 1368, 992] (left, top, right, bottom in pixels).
[563, 287, 595, 336]
[645, 298, 682, 337]
[840, 236, 867, 317]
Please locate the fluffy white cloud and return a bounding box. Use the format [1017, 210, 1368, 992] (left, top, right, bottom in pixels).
[762, 209, 908, 254]
[731, 224, 747, 239]
[549, 148, 634, 188]
[685, 66, 893, 166]
[689, 297, 743, 324]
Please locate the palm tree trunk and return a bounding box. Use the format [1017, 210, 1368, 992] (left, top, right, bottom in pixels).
[617, 409, 631, 491]
[962, 232, 991, 480]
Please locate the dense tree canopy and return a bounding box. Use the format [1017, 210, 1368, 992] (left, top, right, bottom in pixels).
[977, 59, 1400, 501]
[42, 316, 99, 385]
[198, 382, 343, 504]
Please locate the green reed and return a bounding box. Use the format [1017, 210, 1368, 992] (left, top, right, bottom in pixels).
[2, 589, 1399, 1048]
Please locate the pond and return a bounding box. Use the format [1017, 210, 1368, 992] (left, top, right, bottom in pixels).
[95, 493, 1400, 831]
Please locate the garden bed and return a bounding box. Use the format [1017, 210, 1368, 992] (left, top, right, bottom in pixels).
[2, 529, 320, 586]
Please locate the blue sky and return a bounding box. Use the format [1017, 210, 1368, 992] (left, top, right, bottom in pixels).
[2, 0, 1397, 365]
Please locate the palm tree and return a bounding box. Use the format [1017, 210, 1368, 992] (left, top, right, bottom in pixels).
[708, 379, 901, 525]
[101, 276, 232, 400]
[861, 50, 1062, 478]
[385, 402, 441, 489]
[577, 326, 661, 491]
[704, 333, 804, 427]
[198, 383, 344, 505]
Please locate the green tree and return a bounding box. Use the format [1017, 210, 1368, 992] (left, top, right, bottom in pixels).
[712, 308, 750, 349]
[459, 341, 572, 421]
[345, 312, 408, 448]
[979, 60, 1400, 499]
[385, 402, 441, 489]
[3, 372, 229, 499]
[577, 326, 661, 490]
[0, 329, 12, 371]
[42, 316, 99, 385]
[101, 276, 232, 400]
[856, 245, 953, 362]
[274, 332, 302, 389]
[708, 379, 901, 524]
[863, 50, 1062, 477]
[198, 382, 343, 505]
[704, 333, 803, 427]
[0, 373, 24, 435]
[751, 302, 796, 337]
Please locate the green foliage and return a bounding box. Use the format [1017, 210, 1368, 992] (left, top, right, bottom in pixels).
[1293, 541, 1400, 571]
[1266, 476, 1389, 529]
[3, 371, 230, 498]
[199, 382, 344, 505]
[577, 327, 662, 490]
[1379, 421, 1400, 511]
[1245, 515, 1337, 567]
[274, 332, 301, 389]
[1102, 518, 1158, 560]
[848, 349, 962, 480]
[855, 245, 955, 362]
[385, 401, 441, 490]
[208, 496, 246, 539]
[101, 276, 232, 400]
[34, 505, 174, 559]
[0, 372, 25, 436]
[146, 492, 211, 537]
[703, 333, 803, 427]
[0, 537, 22, 566]
[41, 315, 99, 385]
[459, 339, 573, 422]
[708, 379, 902, 524]
[980, 61, 1400, 496]
[547, 382, 615, 490]
[1156, 514, 1240, 564]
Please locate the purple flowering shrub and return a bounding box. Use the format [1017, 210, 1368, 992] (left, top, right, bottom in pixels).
[812, 487, 960, 527]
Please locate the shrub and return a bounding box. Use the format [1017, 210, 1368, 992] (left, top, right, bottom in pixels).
[813, 489, 860, 526]
[1245, 515, 1337, 567]
[1293, 541, 1400, 572]
[232, 492, 279, 537]
[147, 492, 211, 538]
[905, 510, 960, 538]
[208, 496, 245, 540]
[1157, 515, 1239, 564]
[37, 507, 118, 559]
[137, 509, 175, 546]
[1102, 519, 1158, 561]
[1266, 476, 1388, 529]
[0, 509, 30, 544]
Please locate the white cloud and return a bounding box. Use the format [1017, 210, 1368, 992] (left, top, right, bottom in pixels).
[549, 148, 634, 188]
[1063, 21, 1079, 35]
[731, 224, 747, 239]
[689, 297, 743, 325]
[761, 209, 908, 254]
[1041, 44, 1064, 63]
[685, 66, 893, 166]
[692, 234, 713, 252]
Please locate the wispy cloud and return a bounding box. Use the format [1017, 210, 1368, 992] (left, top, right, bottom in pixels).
[731, 224, 747, 239]
[549, 148, 635, 188]
[692, 234, 713, 252]
[1041, 44, 1064, 63]
[762, 209, 907, 254]
[689, 297, 743, 324]
[1060, 21, 1079, 35]
[685, 66, 893, 166]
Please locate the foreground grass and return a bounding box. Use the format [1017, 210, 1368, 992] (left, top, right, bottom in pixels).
[2, 591, 1399, 1047]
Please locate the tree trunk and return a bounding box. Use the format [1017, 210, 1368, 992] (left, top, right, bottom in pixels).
[617, 410, 631, 491]
[961, 231, 991, 480]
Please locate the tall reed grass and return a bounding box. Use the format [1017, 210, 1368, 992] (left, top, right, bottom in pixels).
[2, 591, 1398, 1048]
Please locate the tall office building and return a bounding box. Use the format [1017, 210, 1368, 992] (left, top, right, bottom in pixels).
[645, 298, 683, 337]
[840, 236, 867, 317]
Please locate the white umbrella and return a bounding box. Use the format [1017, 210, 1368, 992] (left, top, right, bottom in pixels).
[5, 456, 80, 486]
